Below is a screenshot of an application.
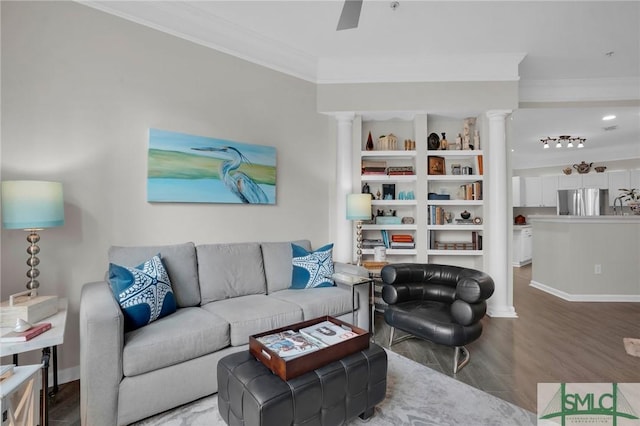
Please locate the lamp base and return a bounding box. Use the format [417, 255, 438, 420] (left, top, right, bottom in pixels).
[0, 294, 58, 327]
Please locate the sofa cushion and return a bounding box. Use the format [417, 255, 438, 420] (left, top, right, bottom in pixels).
[261, 240, 312, 294]
[269, 287, 355, 320]
[122, 307, 229, 377]
[291, 243, 335, 289]
[197, 243, 266, 304]
[109, 255, 177, 331]
[108, 242, 200, 308]
[202, 294, 303, 346]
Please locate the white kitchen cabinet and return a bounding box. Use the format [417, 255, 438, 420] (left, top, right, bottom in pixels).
[518, 175, 558, 207]
[512, 225, 532, 267]
[523, 177, 541, 207]
[558, 174, 582, 189]
[607, 170, 629, 205]
[582, 172, 608, 189]
[541, 175, 559, 207]
[512, 176, 523, 207]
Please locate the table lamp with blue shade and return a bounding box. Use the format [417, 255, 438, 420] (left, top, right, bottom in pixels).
[346, 193, 372, 266]
[1, 181, 64, 295]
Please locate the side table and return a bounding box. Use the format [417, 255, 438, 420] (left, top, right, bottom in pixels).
[0, 364, 41, 426]
[0, 298, 68, 426]
[331, 273, 375, 338]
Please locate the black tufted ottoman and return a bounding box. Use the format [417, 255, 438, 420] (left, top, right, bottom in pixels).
[217, 343, 387, 426]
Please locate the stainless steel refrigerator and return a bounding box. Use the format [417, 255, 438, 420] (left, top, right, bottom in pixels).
[557, 188, 608, 216]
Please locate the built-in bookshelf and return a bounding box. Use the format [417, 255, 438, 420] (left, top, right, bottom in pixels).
[356, 114, 486, 268]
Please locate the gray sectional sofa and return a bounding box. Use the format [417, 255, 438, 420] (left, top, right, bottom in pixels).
[79, 240, 369, 426]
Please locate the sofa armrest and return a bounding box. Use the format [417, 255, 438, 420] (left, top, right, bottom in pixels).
[80, 281, 124, 426]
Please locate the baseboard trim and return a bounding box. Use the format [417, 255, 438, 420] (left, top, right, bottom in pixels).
[530, 280, 640, 302]
[51, 365, 80, 385]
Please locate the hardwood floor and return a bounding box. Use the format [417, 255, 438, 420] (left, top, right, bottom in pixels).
[48, 265, 640, 424]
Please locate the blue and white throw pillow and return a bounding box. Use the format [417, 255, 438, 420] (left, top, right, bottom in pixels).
[108, 254, 177, 331]
[290, 243, 335, 289]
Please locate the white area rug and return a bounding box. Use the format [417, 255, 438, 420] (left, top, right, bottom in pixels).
[134, 350, 536, 425]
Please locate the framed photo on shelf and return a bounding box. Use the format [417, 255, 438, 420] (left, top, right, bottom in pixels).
[382, 184, 395, 200]
[428, 156, 445, 175]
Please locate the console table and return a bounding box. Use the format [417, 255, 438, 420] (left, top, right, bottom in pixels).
[0, 298, 68, 426]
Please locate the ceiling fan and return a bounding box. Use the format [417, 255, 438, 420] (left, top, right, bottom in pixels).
[337, 0, 363, 31]
[337, 1, 399, 31]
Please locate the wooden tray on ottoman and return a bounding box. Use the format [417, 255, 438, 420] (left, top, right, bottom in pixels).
[249, 316, 369, 381]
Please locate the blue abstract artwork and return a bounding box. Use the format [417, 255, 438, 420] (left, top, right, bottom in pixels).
[147, 128, 276, 204]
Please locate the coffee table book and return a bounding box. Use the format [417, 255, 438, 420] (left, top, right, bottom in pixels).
[249, 316, 369, 381]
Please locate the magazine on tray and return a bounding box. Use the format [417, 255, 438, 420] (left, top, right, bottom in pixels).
[256, 330, 324, 359]
[299, 320, 358, 346]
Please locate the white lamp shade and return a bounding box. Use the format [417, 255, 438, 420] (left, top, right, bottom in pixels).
[346, 193, 371, 220]
[1, 181, 65, 229]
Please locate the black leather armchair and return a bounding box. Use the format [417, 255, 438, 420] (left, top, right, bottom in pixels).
[381, 263, 494, 373]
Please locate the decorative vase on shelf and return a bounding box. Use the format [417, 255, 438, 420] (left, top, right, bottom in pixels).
[440, 133, 449, 150]
[460, 210, 471, 219]
[427, 132, 440, 150]
[366, 131, 374, 151]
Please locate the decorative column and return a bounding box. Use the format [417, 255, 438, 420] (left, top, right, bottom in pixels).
[334, 112, 355, 263]
[486, 110, 518, 318]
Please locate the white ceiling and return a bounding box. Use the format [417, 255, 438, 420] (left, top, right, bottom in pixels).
[82, 1, 640, 169]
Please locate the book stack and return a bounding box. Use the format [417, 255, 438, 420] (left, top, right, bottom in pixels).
[472, 231, 483, 250]
[428, 206, 446, 225]
[390, 234, 415, 249]
[459, 181, 483, 200]
[362, 238, 385, 249]
[361, 160, 387, 175]
[387, 166, 414, 176]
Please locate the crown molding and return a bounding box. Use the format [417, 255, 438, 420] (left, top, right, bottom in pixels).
[316, 53, 525, 84]
[81, 1, 318, 82]
[519, 77, 640, 103]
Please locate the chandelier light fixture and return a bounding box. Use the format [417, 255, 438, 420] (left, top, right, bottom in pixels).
[540, 135, 585, 149]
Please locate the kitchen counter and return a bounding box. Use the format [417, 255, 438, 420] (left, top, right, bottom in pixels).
[528, 215, 640, 301]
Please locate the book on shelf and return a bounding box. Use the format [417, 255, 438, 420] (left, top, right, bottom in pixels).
[390, 242, 415, 249]
[458, 181, 483, 201]
[299, 321, 358, 346]
[362, 160, 387, 174]
[380, 230, 390, 248]
[429, 206, 446, 225]
[363, 238, 385, 248]
[391, 234, 413, 242]
[387, 166, 414, 175]
[0, 322, 52, 343]
[256, 330, 323, 359]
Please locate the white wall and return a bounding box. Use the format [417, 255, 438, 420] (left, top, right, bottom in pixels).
[1, 2, 331, 378]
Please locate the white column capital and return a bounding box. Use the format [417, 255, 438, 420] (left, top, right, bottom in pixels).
[486, 110, 512, 121]
[334, 112, 355, 123]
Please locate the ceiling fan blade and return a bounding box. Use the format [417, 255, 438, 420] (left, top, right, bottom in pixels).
[337, 0, 363, 31]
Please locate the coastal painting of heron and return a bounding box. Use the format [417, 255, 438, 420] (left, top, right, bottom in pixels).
[147, 128, 276, 204]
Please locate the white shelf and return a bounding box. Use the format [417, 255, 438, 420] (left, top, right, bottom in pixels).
[427, 150, 483, 157]
[363, 248, 418, 255]
[361, 175, 417, 183]
[361, 150, 417, 158]
[426, 200, 483, 206]
[372, 200, 417, 206]
[427, 250, 483, 256]
[428, 175, 483, 181]
[427, 224, 483, 230]
[362, 224, 418, 231]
